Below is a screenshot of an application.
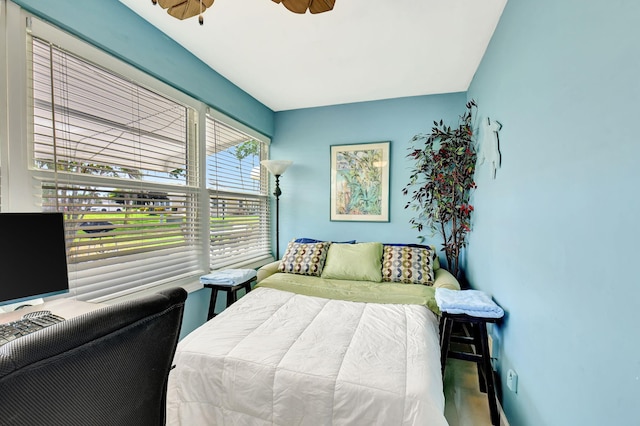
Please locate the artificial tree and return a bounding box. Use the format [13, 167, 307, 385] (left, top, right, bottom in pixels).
[402, 100, 477, 278]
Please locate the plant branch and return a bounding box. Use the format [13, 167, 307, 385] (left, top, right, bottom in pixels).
[403, 100, 478, 278]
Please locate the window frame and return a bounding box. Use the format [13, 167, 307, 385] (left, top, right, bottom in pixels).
[206, 114, 272, 270]
[0, 5, 273, 303]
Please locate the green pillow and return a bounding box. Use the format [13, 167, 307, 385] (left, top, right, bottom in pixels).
[321, 242, 383, 282]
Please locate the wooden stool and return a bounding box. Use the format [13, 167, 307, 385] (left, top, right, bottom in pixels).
[204, 278, 254, 320]
[440, 312, 500, 425]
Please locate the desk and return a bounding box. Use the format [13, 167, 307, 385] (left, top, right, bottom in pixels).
[0, 299, 103, 324]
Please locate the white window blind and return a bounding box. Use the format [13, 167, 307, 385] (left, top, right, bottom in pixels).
[29, 36, 204, 301]
[206, 117, 271, 269]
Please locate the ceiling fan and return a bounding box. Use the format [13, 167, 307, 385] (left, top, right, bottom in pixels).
[151, 0, 335, 25]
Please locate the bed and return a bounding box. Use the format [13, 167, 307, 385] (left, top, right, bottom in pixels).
[166, 277, 449, 425]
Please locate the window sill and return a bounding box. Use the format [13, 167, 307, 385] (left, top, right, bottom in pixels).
[95, 276, 203, 306]
[87, 255, 275, 306]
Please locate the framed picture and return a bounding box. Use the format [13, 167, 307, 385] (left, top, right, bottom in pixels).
[330, 141, 390, 222]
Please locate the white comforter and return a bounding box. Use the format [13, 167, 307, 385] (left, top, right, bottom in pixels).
[166, 287, 447, 425]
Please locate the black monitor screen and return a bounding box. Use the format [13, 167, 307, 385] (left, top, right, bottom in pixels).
[0, 212, 70, 306]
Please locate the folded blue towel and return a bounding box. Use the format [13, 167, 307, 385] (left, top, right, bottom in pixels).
[200, 269, 257, 286]
[435, 288, 504, 318]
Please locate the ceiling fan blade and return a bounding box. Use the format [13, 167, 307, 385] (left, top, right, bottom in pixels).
[158, 0, 186, 9]
[164, 0, 215, 20]
[159, 0, 214, 8]
[272, 0, 311, 14]
[309, 0, 334, 14]
[271, 0, 335, 14]
[168, 2, 197, 19]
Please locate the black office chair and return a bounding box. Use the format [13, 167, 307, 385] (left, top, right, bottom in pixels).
[0, 287, 187, 426]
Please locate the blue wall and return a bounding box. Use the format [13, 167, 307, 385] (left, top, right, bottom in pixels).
[178, 288, 209, 340]
[12, 0, 274, 137]
[272, 93, 467, 252]
[466, 0, 640, 424]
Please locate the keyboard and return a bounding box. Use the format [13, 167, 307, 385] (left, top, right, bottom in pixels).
[0, 311, 65, 346]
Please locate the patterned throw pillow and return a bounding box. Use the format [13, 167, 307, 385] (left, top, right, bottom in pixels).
[381, 244, 435, 285]
[279, 241, 332, 276]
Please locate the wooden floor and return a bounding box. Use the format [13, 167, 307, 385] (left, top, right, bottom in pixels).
[443, 358, 497, 426]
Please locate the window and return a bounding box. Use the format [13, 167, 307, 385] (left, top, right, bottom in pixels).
[0, 10, 274, 302]
[206, 116, 271, 269]
[29, 36, 204, 301]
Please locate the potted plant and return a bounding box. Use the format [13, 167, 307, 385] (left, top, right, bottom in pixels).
[402, 100, 477, 278]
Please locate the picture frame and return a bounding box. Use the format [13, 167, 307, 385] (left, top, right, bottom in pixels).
[330, 141, 390, 222]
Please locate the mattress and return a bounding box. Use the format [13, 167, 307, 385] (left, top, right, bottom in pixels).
[166, 283, 448, 425]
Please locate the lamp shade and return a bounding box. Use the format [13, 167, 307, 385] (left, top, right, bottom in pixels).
[261, 160, 293, 176]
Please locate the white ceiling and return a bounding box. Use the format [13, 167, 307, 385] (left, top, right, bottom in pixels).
[119, 0, 507, 112]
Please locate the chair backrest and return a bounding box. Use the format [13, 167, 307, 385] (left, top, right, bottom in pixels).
[0, 287, 187, 426]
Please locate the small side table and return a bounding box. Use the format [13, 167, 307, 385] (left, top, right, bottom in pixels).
[440, 312, 501, 426]
[204, 278, 254, 320]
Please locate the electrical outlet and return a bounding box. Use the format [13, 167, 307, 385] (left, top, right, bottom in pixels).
[507, 369, 518, 393]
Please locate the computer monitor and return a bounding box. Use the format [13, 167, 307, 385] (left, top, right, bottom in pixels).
[0, 212, 70, 307]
